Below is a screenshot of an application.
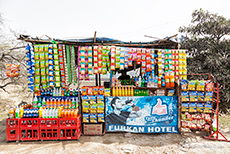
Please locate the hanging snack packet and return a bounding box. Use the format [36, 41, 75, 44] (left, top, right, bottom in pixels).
[181, 121, 187, 128]
[197, 91, 205, 101]
[97, 103, 105, 113]
[82, 102, 90, 113]
[204, 124, 210, 132]
[205, 81, 214, 91]
[81, 87, 88, 96]
[90, 104, 97, 113]
[91, 86, 98, 95]
[181, 91, 189, 102]
[203, 103, 212, 113]
[87, 87, 93, 95]
[98, 113, 105, 122]
[104, 88, 111, 96]
[82, 113, 89, 123]
[188, 80, 196, 91]
[181, 103, 189, 112]
[181, 80, 188, 91]
[181, 113, 187, 120]
[97, 95, 104, 104]
[204, 91, 213, 102]
[189, 91, 198, 102]
[90, 114, 98, 123]
[197, 103, 204, 112]
[197, 80, 205, 91]
[89, 95, 97, 104]
[98, 86, 105, 95]
[189, 102, 197, 113]
[187, 113, 192, 121]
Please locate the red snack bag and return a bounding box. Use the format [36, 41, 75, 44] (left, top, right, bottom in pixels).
[92, 86, 98, 95]
[205, 81, 214, 91]
[181, 121, 187, 128]
[81, 86, 88, 96]
[204, 124, 210, 131]
[98, 86, 105, 95]
[191, 123, 197, 129]
[87, 87, 93, 95]
[197, 124, 202, 130]
[187, 113, 192, 121]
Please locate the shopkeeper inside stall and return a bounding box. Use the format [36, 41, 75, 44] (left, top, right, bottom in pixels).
[118, 70, 130, 80]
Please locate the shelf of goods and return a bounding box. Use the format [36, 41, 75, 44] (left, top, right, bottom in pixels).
[179, 74, 230, 142]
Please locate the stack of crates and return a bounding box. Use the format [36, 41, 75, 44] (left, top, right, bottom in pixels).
[6, 119, 19, 141]
[59, 115, 81, 140]
[40, 118, 59, 140]
[19, 118, 40, 141]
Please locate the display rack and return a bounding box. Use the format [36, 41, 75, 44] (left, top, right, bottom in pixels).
[179, 73, 229, 142]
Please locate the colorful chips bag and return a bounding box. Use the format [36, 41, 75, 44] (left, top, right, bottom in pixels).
[83, 113, 89, 123]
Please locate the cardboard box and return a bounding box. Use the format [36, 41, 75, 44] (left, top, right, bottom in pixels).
[83, 123, 103, 135]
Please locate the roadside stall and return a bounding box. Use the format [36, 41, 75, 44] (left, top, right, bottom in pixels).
[5, 34, 229, 142]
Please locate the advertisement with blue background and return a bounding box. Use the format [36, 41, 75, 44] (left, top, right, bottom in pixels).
[105, 96, 178, 133]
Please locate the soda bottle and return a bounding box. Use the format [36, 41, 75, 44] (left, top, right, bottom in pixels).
[33, 95, 38, 108]
[71, 98, 76, 108]
[74, 108, 79, 118]
[50, 88, 53, 96]
[165, 72, 170, 88]
[169, 72, 175, 87]
[121, 87, 124, 96]
[138, 76, 142, 87]
[49, 99, 53, 108]
[62, 88, 65, 96]
[127, 86, 130, 96]
[68, 98, 71, 108]
[57, 99, 61, 108]
[64, 99, 68, 109]
[158, 76, 162, 88]
[125, 87, 128, 96]
[73, 89, 76, 96]
[141, 77, 145, 87]
[53, 99, 57, 109]
[58, 107, 62, 118]
[42, 97, 46, 107]
[19, 107, 24, 118]
[39, 107, 43, 118]
[61, 99, 64, 107]
[55, 108, 59, 118]
[130, 87, 134, 96]
[71, 108, 75, 118]
[112, 87, 115, 97]
[162, 76, 165, 87]
[70, 88, 73, 96]
[15, 107, 19, 118]
[118, 87, 121, 96]
[144, 76, 148, 87]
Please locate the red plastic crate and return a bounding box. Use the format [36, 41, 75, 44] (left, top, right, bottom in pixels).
[59, 118, 78, 127]
[40, 118, 59, 127]
[6, 118, 19, 128]
[59, 127, 80, 140]
[20, 118, 40, 128]
[19, 127, 40, 141]
[6, 127, 19, 141]
[40, 127, 59, 140]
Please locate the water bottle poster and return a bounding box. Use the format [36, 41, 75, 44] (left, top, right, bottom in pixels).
[105, 96, 179, 133]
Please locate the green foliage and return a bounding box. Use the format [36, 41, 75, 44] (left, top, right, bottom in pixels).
[179, 9, 230, 113]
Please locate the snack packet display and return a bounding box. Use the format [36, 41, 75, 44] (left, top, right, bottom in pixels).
[197, 91, 205, 101]
[98, 113, 105, 122]
[90, 114, 97, 123]
[89, 96, 97, 104]
[81, 87, 88, 96]
[189, 103, 197, 113]
[97, 103, 104, 113]
[83, 113, 90, 123]
[82, 103, 90, 113]
[181, 113, 187, 120]
[189, 91, 198, 102]
[205, 81, 214, 91]
[181, 79, 188, 91]
[197, 103, 204, 112]
[181, 91, 189, 102]
[196, 80, 205, 91]
[98, 86, 105, 95]
[203, 103, 212, 113]
[204, 91, 213, 102]
[181, 103, 189, 112]
[92, 86, 99, 95]
[90, 104, 97, 113]
[188, 80, 196, 91]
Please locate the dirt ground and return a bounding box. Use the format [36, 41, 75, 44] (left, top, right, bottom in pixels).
[1, 85, 230, 154]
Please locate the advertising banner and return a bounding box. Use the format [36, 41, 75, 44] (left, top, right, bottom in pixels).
[105, 96, 178, 133]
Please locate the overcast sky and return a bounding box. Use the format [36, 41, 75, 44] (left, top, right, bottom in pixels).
[0, 0, 229, 42]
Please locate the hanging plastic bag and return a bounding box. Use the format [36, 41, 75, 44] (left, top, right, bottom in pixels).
[5, 64, 20, 77]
